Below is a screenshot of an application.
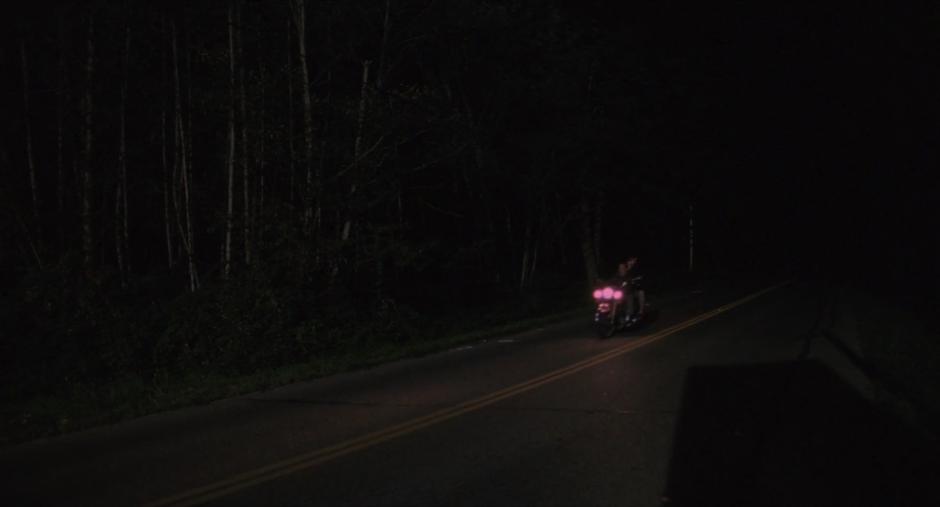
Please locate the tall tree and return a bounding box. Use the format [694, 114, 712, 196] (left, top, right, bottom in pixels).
[20, 39, 40, 256]
[171, 19, 198, 291]
[55, 13, 69, 250]
[115, 22, 131, 284]
[161, 16, 174, 269]
[519, 207, 541, 290]
[256, 56, 266, 248]
[579, 190, 600, 285]
[376, 0, 391, 92]
[286, 18, 295, 207]
[81, 14, 96, 275]
[237, 0, 251, 267]
[224, 5, 236, 280]
[341, 59, 371, 244]
[290, 0, 315, 236]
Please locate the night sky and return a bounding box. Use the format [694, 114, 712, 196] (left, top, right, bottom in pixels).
[618, 0, 939, 287]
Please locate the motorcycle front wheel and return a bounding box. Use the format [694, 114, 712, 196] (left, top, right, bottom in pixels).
[594, 317, 616, 338]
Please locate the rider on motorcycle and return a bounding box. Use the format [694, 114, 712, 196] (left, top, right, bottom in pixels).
[612, 256, 645, 323]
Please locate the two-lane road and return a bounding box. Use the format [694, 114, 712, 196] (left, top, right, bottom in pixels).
[3, 280, 936, 506]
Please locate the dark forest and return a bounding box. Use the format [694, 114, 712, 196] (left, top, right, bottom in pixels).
[2, 0, 938, 444]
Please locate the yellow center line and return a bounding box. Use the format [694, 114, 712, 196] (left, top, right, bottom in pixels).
[144, 281, 788, 506]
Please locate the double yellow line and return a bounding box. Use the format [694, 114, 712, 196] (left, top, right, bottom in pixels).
[146, 282, 787, 506]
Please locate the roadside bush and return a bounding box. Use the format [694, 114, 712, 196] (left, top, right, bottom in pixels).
[3, 254, 583, 446]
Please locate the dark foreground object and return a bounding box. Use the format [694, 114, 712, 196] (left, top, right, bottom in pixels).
[663, 360, 939, 507]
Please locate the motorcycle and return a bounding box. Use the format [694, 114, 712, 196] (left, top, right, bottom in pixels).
[592, 276, 649, 338]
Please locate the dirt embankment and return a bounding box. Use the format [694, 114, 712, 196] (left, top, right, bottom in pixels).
[825, 286, 940, 438]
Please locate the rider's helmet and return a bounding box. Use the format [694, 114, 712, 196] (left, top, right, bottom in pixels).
[625, 256, 638, 269]
[617, 261, 629, 277]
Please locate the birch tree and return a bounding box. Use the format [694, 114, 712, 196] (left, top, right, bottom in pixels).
[290, 0, 315, 234]
[256, 59, 266, 247]
[171, 20, 198, 291]
[579, 190, 600, 285]
[224, 5, 236, 280]
[115, 22, 131, 284]
[20, 39, 40, 252]
[341, 59, 371, 244]
[56, 13, 69, 249]
[237, 1, 251, 267]
[81, 14, 95, 275]
[286, 19, 295, 208]
[377, 0, 391, 92]
[161, 17, 174, 269]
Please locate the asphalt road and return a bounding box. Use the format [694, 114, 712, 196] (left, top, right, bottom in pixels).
[2, 279, 937, 506]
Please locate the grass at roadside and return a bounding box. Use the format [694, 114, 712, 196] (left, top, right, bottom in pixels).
[2, 269, 709, 449]
[1, 295, 588, 449]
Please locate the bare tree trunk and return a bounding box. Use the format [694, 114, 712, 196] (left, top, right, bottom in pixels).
[224, 6, 236, 280]
[185, 21, 196, 277]
[180, 125, 197, 293]
[377, 0, 391, 91]
[257, 60, 266, 248]
[13, 210, 43, 270]
[81, 15, 96, 275]
[161, 17, 174, 269]
[688, 203, 694, 273]
[184, 46, 199, 291]
[56, 15, 68, 252]
[579, 191, 599, 286]
[341, 60, 371, 243]
[291, 0, 315, 233]
[529, 237, 539, 286]
[19, 40, 40, 231]
[593, 191, 603, 268]
[551, 191, 568, 266]
[122, 27, 130, 262]
[171, 127, 182, 265]
[316, 67, 332, 261]
[172, 20, 198, 291]
[353, 60, 371, 165]
[114, 186, 124, 281]
[237, 0, 251, 267]
[286, 18, 295, 208]
[520, 240, 539, 291]
[168, 22, 182, 269]
[528, 202, 542, 286]
[519, 220, 531, 290]
[115, 23, 131, 285]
